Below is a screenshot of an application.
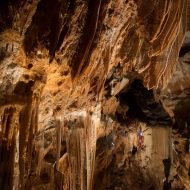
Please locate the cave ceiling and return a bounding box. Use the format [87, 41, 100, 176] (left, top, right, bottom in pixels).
[0, 0, 190, 190]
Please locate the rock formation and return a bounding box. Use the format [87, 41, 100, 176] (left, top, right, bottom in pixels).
[0, 0, 190, 190]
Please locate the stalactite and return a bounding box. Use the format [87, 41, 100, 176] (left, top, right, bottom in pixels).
[58, 105, 100, 190]
[0, 106, 20, 190]
[56, 119, 61, 170]
[19, 100, 33, 189]
[0, 0, 189, 189]
[13, 129, 19, 190]
[61, 112, 87, 190]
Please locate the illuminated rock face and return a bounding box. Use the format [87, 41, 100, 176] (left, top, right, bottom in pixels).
[0, 1, 189, 190]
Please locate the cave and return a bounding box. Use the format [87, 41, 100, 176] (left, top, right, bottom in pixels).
[0, 0, 190, 190]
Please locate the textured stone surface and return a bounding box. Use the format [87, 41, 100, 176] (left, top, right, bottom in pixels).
[0, 0, 189, 190]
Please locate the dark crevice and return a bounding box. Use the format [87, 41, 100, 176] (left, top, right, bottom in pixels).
[56, 24, 69, 51]
[78, 0, 110, 75]
[0, 0, 24, 32]
[71, 0, 102, 77]
[117, 80, 172, 126]
[55, 0, 76, 52]
[23, 0, 70, 58]
[174, 99, 190, 137]
[179, 45, 190, 57]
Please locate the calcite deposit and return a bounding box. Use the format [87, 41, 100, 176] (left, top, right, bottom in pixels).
[0, 0, 190, 190]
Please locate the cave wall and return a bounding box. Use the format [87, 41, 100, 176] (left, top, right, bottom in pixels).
[0, 0, 190, 190]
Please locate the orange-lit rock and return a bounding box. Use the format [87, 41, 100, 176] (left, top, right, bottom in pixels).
[0, 0, 189, 190]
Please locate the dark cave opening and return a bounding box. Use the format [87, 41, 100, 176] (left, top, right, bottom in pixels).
[116, 79, 172, 126]
[179, 45, 190, 57]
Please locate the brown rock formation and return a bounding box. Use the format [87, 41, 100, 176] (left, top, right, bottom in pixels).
[0, 0, 190, 190]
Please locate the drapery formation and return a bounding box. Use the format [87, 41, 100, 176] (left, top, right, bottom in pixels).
[0, 0, 189, 189]
[57, 107, 100, 190]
